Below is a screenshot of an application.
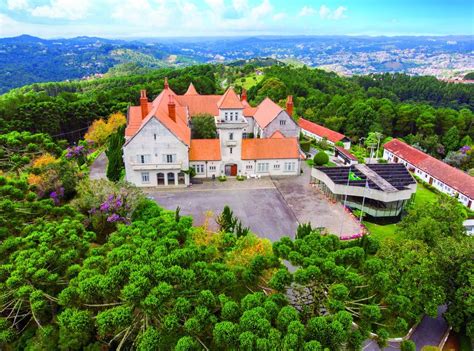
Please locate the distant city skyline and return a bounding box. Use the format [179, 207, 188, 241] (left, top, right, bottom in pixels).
[1, 0, 473, 38]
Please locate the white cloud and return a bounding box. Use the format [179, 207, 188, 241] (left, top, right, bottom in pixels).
[273, 12, 285, 21]
[30, 0, 92, 20]
[319, 5, 330, 19]
[232, 0, 248, 12]
[7, 0, 29, 10]
[299, 4, 347, 20]
[299, 6, 316, 17]
[332, 6, 347, 20]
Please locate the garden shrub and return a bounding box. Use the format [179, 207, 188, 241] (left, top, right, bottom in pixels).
[313, 152, 329, 166]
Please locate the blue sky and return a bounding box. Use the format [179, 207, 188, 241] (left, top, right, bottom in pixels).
[0, 0, 473, 38]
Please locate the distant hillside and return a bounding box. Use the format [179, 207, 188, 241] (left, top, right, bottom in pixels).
[2, 34, 474, 94]
[0, 35, 198, 93]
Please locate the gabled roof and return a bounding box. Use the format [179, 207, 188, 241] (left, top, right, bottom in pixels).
[175, 95, 221, 116]
[217, 88, 244, 109]
[270, 130, 285, 139]
[242, 138, 300, 160]
[298, 117, 346, 143]
[185, 83, 199, 95]
[253, 98, 284, 128]
[125, 89, 190, 146]
[384, 139, 474, 198]
[189, 139, 221, 161]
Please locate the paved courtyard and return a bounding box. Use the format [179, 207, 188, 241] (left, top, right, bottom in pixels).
[146, 163, 361, 241]
[147, 186, 299, 241]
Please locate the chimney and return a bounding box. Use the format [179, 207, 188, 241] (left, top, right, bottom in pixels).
[140, 90, 148, 119]
[168, 94, 176, 122]
[286, 95, 293, 117]
[164, 77, 169, 90]
[241, 88, 247, 102]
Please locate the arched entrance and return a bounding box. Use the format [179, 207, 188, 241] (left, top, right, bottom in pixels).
[225, 164, 238, 176]
[178, 172, 186, 185]
[167, 172, 176, 185]
[157, 173, 165, 185]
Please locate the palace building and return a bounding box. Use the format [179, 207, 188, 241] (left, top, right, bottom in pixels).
[123, 79, 301, 187]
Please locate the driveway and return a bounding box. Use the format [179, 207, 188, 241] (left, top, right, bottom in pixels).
[147, 186, 299, 241]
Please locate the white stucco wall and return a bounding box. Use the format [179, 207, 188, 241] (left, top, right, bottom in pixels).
[123, 118, 190, 187]
[190, 161, 222, 178]
[241, 158, 300, 176]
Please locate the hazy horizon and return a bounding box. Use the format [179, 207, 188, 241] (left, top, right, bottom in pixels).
[1, 0, 473, 39]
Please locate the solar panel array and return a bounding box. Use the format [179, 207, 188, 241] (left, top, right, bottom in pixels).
[315, 163, 415, 191]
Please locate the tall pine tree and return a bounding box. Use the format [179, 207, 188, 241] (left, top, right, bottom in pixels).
[106, 125, 125, 182]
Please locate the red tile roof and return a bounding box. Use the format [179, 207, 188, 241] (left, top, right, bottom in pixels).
[335, 146, 358, 161]
[242, 138, 300, 160]
[125, 88, 190, 146]
[217, 88, 244, 109]
[253, 97, 284, 128]
[185, 82, 199, 95]
[384, 139, 474, 198]
[298, 117, 346, 143]
[189, 139, 221, 161]
[175, 95, 221, 116]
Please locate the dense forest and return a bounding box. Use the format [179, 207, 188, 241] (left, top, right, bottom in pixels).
[0, 130, 472, 349]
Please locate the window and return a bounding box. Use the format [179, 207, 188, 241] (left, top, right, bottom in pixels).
[280, 120, 286, 126]
[246, 165, 253, 170]
[154, 134, 157, 140]
[225, 112, 228, 120]
[163, 154, 176, 163]
[274, 164, 280, 169]
[137, 154, 151, 164]
[229, 132, 233, 140]
[192, 164, 205, 174]
[230, 147, 233, 154]
[257, 163, 269, 173]
[284, 162, 296, 172]
[141, 172, 150, 183]
[209, 166, 216, 171]
[242, 133, 247, 139]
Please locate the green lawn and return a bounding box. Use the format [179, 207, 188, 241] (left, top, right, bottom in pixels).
[413, 182, 439, 208]
[234, 73, 264, 90]
[363, 221, 398, 242]
[364, 181, 440, 241]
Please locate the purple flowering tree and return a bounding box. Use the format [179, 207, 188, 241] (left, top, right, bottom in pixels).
[65, 144, 89, 166]
[72, 179, 144, 241]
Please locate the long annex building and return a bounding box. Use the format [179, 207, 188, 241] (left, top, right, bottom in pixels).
[123, 79, 301, 187]
[383, 139, 474, 210]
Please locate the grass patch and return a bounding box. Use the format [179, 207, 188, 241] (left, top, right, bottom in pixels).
[235, 73, 264, 90]
[325, 161, 337, 167]
[414, 181, 439, 208]
[364, 221, 398, 242]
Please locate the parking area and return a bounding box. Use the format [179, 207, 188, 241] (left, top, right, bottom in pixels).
[272, 163, 361, 237]
[147, 186, 299, 241]
[146, 163, 361, 241]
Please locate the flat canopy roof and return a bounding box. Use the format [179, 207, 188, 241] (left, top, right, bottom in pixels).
[315, 163, 415, 191]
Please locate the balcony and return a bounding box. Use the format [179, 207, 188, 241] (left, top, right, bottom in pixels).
[131, 162, 183, 171]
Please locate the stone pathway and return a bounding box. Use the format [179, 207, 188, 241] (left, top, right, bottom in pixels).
[89, 152, 107, 180]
